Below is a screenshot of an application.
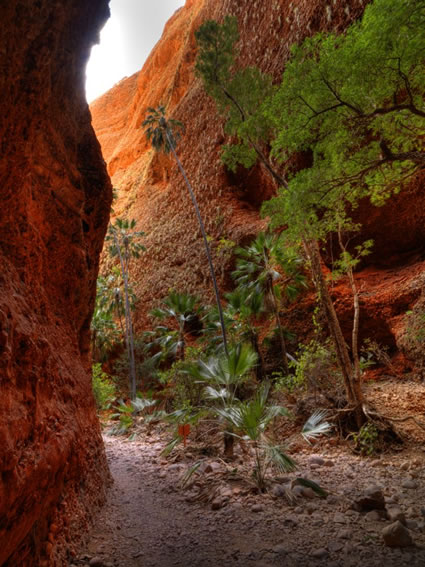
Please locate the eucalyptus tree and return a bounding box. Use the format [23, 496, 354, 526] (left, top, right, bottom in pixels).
[142, 105, 229, 356]
[262, 0, 425, 423]
[106, 218, 145, 399]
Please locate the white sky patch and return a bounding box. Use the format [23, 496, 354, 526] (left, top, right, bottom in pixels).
[86, 0, 185, 103]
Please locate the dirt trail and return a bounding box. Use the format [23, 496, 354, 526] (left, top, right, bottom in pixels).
[75, 418, 425, 567]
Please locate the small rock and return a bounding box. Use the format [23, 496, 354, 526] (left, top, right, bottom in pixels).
[387, 508, 406, 524]
[328, 541, 344, 552]
[272, 484, 286, 498]
[220, 487, 233, 498]
[272, 544, 287, 556]
[406, 519, 418, 530]
[168, 463, 185, 472]
[309, 455, 325, 466]
[292, 485, 304, 498]
[406, 506, 416, 517]
[211, 498, 223, 511]
[401, 461, 410, 471]
[338, 528, 352, 539]
[333, 512, 347, 524]
[323, 459, 334, 467]
[402, 479, 418, 490]
[327, 494, 339, 505]
[382, 521, 413, 547]
[354, 485, 386, 511]
[365, 509, 385, 521]
[89, 559, 104, 567]
[283, 514, 299, 526]
[370, 459, 381, 467]
[251, 504, 264, 513]
[311, 548, 328, 559]
[301, 487, 317, 499]
[202, 461, 222, 474]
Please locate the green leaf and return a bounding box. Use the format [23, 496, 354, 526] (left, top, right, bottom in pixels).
[295, 477, 328, 498]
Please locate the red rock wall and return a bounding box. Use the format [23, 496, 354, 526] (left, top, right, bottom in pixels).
[91, 0, 425, 365]
[0, 1, 112, 565]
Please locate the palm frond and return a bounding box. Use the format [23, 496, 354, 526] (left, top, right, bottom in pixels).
[301, 409, 332, 443]
[161, 435, 181, 457]
[204, 385, 231, 401]
[131, 397, 157, 413]
[181, 461, 202, 487]
[263, 442, 297, 473]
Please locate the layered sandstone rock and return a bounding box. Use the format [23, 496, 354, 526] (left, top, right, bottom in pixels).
[91, 0, 425, 366]
[0, 1, 112, 565]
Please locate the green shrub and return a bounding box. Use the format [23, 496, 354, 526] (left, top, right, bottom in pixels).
[92, 363, 116, 410]
[350, 422, 379, 456]
[290, 340, 342, 395]
[158, 346, 205, 411]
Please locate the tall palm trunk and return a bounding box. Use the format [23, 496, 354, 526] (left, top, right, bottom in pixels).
[267, 277, 290, 375]
[249, 329, 264, 381]
[164, 127, 229, 357]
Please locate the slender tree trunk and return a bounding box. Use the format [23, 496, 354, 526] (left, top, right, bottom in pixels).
[165, 128, 229, 357]
[179, 325, 185, 361]
[303, 239, 364, 426]
[250, 329, 264, 381]
[115, 296, 126, 338]
[337, 231, 363, 402]
[347, 266, 362, 401]
[112, 232, 137, 400]
[223, 431, 234, 457]
[268, 279, 289, 375]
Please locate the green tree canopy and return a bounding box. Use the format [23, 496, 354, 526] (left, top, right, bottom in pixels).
[263, 0, 425, 222]
[195, 16, 281, 183]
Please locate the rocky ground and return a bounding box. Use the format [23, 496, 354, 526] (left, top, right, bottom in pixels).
[74, 379, 425, 567]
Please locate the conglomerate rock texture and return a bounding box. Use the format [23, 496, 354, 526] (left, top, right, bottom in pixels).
[0, 1, 112, 565]
[91, 0, 425, 367]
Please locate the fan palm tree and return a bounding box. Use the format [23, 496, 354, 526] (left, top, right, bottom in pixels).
[204, 288, 265, 379]
[106, 218, 145, 400]
[186, 342, 258, 456]
[150, 291, 201, 361]
[232, 232, 306, 375]
[216, 383, 331, 491]
[142, 105, 228, 357]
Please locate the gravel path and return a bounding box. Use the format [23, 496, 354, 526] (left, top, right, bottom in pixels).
[75, 429, 425, 567]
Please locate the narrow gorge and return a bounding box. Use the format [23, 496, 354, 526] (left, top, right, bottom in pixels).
[1, 0, 424, 565]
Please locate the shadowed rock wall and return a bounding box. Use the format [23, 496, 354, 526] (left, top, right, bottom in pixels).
[0, 1, 112, 565]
